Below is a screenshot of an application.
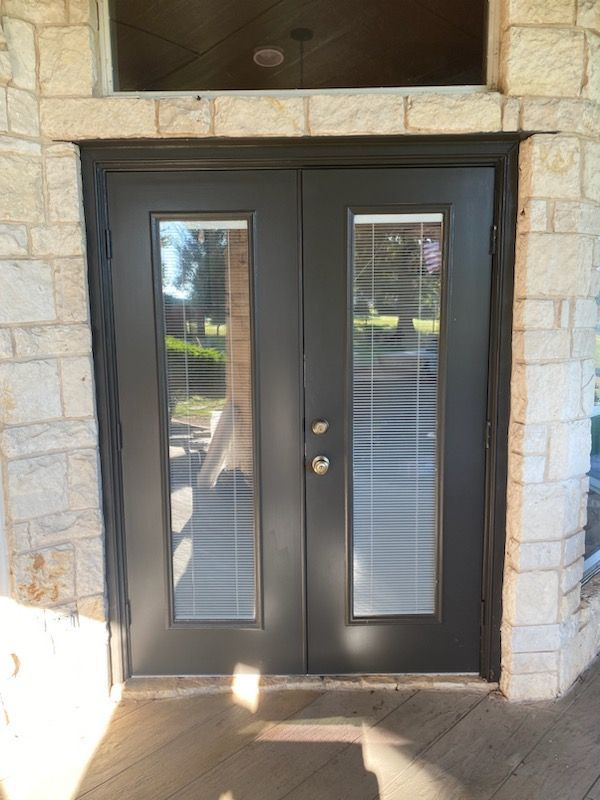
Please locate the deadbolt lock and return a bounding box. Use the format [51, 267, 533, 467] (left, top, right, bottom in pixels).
[311, 418, 329, 435]
[311, 455, 330, 476]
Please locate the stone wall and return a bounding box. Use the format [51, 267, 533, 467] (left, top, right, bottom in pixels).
[0, 0, 598, 714]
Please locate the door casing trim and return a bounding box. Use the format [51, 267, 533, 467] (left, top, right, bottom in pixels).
[80, 135, 520, 687]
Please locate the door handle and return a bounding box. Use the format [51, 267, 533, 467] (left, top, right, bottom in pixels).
[311, 455, 330, 476]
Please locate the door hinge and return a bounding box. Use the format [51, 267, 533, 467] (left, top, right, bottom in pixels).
[489, 224, 498, 255]
[480, 599, 486, 629]
[104, 228, 113, 260]
[125, 598, 132, 627]
[117, 420, 123, 451]
[485, 420, 492, 449]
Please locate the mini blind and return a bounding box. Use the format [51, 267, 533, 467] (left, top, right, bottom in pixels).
[352, 212, 443, 617]
[158, 218, 256, 621]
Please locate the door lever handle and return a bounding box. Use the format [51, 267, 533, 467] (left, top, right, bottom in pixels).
[311, 455, 330, 476]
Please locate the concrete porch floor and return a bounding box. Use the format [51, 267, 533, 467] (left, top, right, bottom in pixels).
[4, 659, 600, 800]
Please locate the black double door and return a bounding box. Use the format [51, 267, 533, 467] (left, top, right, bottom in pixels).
[107, 164, 494, 676]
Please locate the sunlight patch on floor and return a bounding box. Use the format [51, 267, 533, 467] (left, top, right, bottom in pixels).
[231, 664, 261, 713]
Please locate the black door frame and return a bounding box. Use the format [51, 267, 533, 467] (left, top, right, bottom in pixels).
[80, 135, 520, 686]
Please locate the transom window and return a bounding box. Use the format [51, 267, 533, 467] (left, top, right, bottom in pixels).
[108, 0, 488, 92]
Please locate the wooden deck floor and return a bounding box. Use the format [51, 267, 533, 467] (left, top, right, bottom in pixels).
[37, 660, 600, 800]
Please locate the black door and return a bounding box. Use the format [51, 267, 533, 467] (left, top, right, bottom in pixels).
[108, 170, 304, 675]
[107, 164, 494, 676]
[304, 168, 494, 673]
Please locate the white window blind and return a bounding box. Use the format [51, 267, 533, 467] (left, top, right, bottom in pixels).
[159, 218, 256, 621]
[352, 212, 443, 617]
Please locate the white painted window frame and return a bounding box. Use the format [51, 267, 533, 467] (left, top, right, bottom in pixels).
[98, 0, 501, 97]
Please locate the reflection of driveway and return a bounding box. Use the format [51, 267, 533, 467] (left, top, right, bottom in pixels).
[168, 420, 255, 622]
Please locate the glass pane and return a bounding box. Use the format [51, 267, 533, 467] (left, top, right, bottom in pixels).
[585, 295, 600, 579]
[110, 0, 486, 91]
[352, 212, 443, 617]
[159, 218, 256, 621]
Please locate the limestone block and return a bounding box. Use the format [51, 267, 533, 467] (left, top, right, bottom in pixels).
[309, 94, 405, 135]
[561, 584, 582, 619]
[515, 234, 593, 298]
[572, 327, 596, 358]
[8, 454, 68, 520]
[509, 421, 547, 454]
[54, 258, 89, 322]
[1, 419, 97, 458]
[13, 324, 91, 358]
[508, 540, 562, 571]
[520, 98, 599, 136]
[563, 530, 586, 565]
[0, 330, 13, 360]
[573, 298, 598, 328]
[157, 97, 211, 136]
[553, 202, 600, 235]
[6, 87, 38, 136]
[521, 136, 581, 200]
[61, 356, 94, 417]
[0, 51, 12, 86]
[510, 651, 559, 675]
[509, 452, 546, 483]
[67, 450, 99, 510]
[0, 260, 55, 324]
[583, 139, 600, 203]
[31, 224, 84, 257]
[511, 361, 582, 424]
[513, 299, 555, 330]
[501, 671, 559, 700]
[11, 522, 31, 553]
[517, 200, 548, 233]
[577, 0, 600, 31]
[214, 97, 304, 137]
[0, 135, 41, 156]
[547, 419, 591, 480]
[502, 97, 520, 131]
[29, 508, 102, 548]
[505, 569, 560, 625]
[14, 546, 75, 607]
[38, 26, 96, 96]
[2, 17, 35, 91]
[40, 98, 157, 139]
[3, 0, 67, 23]
[45, 154, 82, 223]
[0, 88, 7, 132]
[406, 93, 501, 133]
[0, 223, 27, 256]
[513, 329, 570, 361]
[0, 154, 43, 222]
[581, 358, 596, 416]
[584, 32, 600, 102]
[69, 0, 98, 26]
[506, 0, 575, 25]
[0, 359, 61, 424]
[508, 479, 581, 540]
[502, 27, 585, 97]
[508, 623, 562, 652]
[75, 538, 104, 596]
[77, 594, 106, 623]
[561, 556, 585, 594]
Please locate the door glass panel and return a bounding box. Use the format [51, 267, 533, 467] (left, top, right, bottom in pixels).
[351, 212, 443, 617]
[158, 218, 256, 621]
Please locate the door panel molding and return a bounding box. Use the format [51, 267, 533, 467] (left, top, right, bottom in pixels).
[80, 135, 520, 685]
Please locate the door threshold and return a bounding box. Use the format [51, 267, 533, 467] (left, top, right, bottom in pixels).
[118, 673, 496, 700]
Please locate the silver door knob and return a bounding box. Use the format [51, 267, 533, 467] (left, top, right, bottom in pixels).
[311, 455, 330, 475]
[311, 418, 329, 435]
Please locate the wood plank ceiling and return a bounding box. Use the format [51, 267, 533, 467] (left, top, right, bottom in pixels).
[110, 0, 486, 91]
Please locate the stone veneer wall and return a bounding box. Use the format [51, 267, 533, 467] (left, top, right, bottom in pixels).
[0, 0, 598, 715]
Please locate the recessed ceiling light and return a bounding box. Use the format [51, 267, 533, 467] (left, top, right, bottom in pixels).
[253, 46, 284, 68]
